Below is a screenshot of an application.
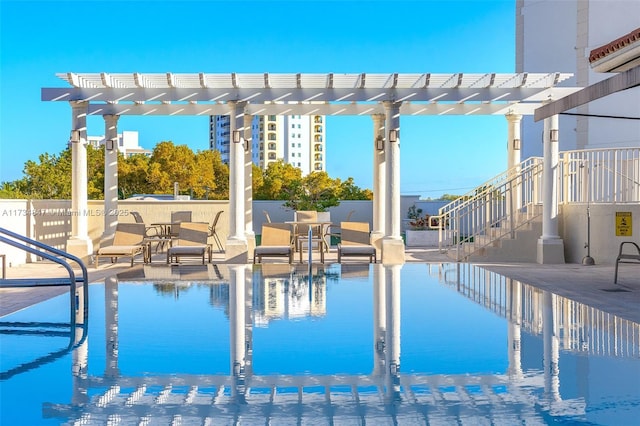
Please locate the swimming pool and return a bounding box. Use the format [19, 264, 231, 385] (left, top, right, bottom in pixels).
[1, 263, 639, 425]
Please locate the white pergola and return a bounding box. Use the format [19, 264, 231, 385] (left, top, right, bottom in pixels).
[42, 72, 578, 263]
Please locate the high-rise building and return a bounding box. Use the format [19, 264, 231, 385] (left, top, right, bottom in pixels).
[209, 114, 326, 175]
[517, 0, 640, 159]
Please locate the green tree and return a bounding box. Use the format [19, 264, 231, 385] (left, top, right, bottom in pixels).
[118, 153, 151, 199]
[283, 171, 341, 212]
[255, 160, 302, 200]
[338, 177, 373, 200]
[20, 150, 71, 198]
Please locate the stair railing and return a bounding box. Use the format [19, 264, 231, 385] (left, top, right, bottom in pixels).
[434, 158, 544, 261]
[435, 147, 640, 262]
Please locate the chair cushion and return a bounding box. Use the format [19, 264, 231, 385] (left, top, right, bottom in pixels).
[338, 245, 375, 255]
[98, 245, 143, 255]
[255, 246, 292, 255]
[168, 245, 206, 255]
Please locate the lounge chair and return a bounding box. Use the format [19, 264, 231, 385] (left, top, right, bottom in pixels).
[167, 222, 212, 264]
[95, 223, 147, 268]
[254, 223, 294, 264]
[337, 221, 377, 263]
[614, 241, 640, 284]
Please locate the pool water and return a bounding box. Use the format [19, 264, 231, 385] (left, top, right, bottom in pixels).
[1, 263, 639, 425]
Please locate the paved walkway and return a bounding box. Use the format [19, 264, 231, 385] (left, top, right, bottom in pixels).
[2, 248, 638, 323]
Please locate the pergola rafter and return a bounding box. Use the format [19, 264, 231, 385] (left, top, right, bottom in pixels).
[43, 72, 576, 116]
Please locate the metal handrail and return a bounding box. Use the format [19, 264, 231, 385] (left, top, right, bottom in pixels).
[0, 227, 89, 315]
[436, 147, 640, 261]
[0, 227, 90, 380]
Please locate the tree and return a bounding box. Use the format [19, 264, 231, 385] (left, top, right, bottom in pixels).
[254, 160, 302, 200]
[118, 153, 151, 199]
[338, 177, 373, 200]
[283, 171, 341, 212]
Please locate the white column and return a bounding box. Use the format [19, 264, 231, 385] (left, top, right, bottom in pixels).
[67, 101, 93, 262]
[537, 113, 565, 263]
[244, 114, 256, 256]
[226, 102, 249, 262]
[371, 114, 386, 251]
[506, 114, 522, 170]
[103, 115, 119, 245]
[506, 114, 522, 236]
[381, 102, 405, 264]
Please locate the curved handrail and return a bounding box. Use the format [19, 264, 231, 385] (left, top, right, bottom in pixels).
[0, 227, 89, 318]
[0, 227, 90, 380]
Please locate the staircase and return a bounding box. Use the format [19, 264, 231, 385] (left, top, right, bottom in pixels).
[435, 147, 640, 262]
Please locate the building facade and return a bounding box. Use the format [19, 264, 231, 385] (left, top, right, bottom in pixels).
[86, 130, 151, 157]
[517, 0, 640, 159]
[209, 114, 326, 175]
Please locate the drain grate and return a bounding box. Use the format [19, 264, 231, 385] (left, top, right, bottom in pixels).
[600, 288, 630, 292]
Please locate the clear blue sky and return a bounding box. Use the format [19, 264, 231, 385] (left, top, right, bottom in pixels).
[0, 0, 515, 198]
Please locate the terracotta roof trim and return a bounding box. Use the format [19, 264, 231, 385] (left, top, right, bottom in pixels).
[589, 27, 640, 63]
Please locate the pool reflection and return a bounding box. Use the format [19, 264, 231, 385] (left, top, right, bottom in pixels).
[3, 263, 639, 424]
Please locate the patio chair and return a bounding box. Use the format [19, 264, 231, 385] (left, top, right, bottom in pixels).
[167, 222, 212, 264]
[295, 210, 325, 263]
[95, 223, 147, 268]
[324, 210, 356, 248]
[614, 241, 640, 284]
[337, 221, 376, 263]
[254, 223, 294, 264]
[169, 211, 193, 238]
[208, 210, 224, 252]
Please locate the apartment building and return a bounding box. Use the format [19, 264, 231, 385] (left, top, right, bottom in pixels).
[209, 114, 326, 175]
[86, 130, 151, 157]
[517, 0, 640, 159]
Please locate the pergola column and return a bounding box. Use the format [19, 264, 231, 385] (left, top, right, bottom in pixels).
[506, 114, 522, 230]
[537, 113, 565, 264]
[102, 115, 119, 245]
[381, 102, 405, 264]
[244, 114, 256, 257]
[225, 102, 249, 262]
[371, 114, 385, 251]
[67, 101, 93, 262]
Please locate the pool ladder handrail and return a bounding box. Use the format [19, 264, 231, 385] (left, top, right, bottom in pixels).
[0, 227, 89, 380]
[0, 226, 89, 315]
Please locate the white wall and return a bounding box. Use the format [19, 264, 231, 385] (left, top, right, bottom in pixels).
[518, 0, 640, 159]
[560, 204, 640, 264]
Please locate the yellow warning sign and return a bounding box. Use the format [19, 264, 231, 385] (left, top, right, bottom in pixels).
[615, 212, 632, 236]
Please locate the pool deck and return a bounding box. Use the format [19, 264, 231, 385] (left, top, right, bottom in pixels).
[1, 247, 638, 323]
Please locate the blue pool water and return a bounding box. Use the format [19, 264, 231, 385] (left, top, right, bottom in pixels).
[1, 263, 639, 425]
